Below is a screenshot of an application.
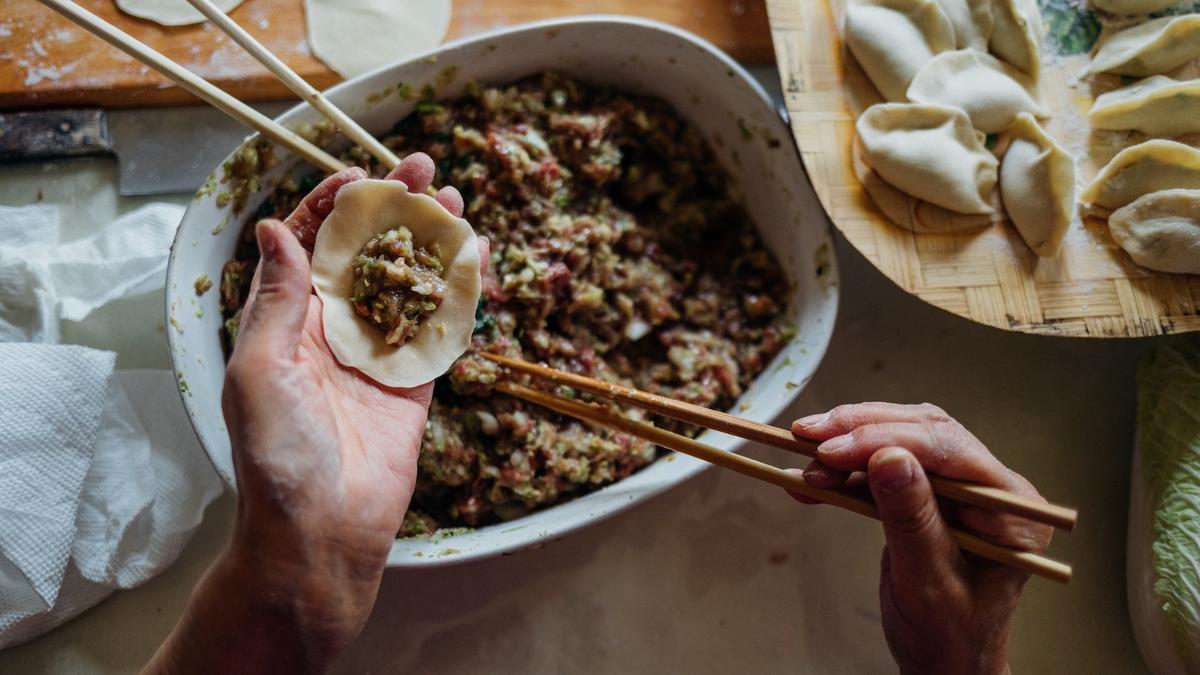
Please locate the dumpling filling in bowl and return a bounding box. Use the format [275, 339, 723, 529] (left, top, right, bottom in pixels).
[352, 226, 448, 348]
[219, 72, 795, 535]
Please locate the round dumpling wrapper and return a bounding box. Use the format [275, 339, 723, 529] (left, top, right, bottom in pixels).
[311, 179, 481, 389]
[115, 0, 244, 27]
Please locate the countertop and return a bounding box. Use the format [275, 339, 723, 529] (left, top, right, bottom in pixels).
[0, 81, 1153, 673]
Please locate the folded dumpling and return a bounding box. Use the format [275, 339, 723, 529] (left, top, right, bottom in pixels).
[1080, 140, 1200, 211]
[989, 0, 1042, 77]
[845, 0, 956, 101]
[908, 50, 1046, 133]
[934, 0, 993, 49]
[857, 102, 998, 214]
[311, 179, 482, 388]
[999, 113, 1075, 257]
[1109, 189, 1200, 274]
[1090, 76, 1200, 137]
[1091, 0, 1186, 15]
[1087, 14, 1200, 77]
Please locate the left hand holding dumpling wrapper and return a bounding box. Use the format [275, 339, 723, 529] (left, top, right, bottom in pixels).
[189, 155, 484, 668]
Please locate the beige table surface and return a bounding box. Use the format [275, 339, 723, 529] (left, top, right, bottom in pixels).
[0, 112, 1154, 673]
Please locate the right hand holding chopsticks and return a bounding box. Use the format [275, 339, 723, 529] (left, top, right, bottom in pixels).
[789, 403, 1052, 675]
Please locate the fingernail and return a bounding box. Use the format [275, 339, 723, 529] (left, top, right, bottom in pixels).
[257, 220, 278, 259]
[796, 412, 830, 428]
[818, 434, 851, 455]
[873, 448, 914, 493]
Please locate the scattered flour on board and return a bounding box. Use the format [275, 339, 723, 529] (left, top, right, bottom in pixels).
[0, 22, 12, 38]
[53, 29, 77, 43]
[30, 39, 48, 58]
[22, 62, 79, 86]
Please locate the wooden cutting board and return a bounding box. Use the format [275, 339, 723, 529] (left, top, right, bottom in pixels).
[0, 0, 772, 109]
[766, 0, 1200, 338]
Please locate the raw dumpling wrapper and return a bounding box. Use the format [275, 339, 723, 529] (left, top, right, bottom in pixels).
[934, 0, 993, 49]
[989, 0, 1042, 77]
[1081, 140, 1200, 211]
[907, 49, 1046, 134]
[311, 179, 481, 389]
[844, 0, 956, 101]
[115, 0, 243, 26]
[1090, 0, 1185, 14]
[1090, 76, 1200, 137]
[305, 0, 452, 78]
[999, 113, 1075, 257]
[857, 102, 998, 214]
[1087, 14, 1200, 77]
[1109, 189, 1200, 274]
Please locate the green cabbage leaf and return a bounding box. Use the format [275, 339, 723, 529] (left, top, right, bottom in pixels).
[1132, 337, 1200, 674]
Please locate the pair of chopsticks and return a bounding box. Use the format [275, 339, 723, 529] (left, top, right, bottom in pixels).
[483, 353, 1076, 584]
[37, 0, 397, 174]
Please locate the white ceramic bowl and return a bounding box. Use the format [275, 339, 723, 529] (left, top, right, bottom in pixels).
[166, 16, 839, 567]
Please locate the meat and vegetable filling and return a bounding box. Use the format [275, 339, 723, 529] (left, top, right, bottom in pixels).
[351, 226, 446, 347]
[219, 72, 794, 535]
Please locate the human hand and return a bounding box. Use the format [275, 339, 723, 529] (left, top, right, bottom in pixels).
[146, 155, 469, 674]
[789, 403, 1053, 675]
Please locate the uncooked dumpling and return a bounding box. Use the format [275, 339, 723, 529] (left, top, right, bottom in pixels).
[857, 102, 998, 214]
[1080, 140, 1200, 211]
[999, 113, 1075, 257]
[934, 0, 993, 49]
[306, 0, 452, 78]
[1090, 76, 1200, 137]
[311, 179, 481, 389]
[1087, 14, 1200, 77]
[844, 0, 956, 101]
[907, 50, 1045, 134]
[1109, 189, 1200, 274]
[989, 0, 1042, 77]
[115, 0, 243, 26]
[1091, 0, 1185, 14]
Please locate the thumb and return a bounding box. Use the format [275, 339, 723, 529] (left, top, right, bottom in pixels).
[868, 447, 962, 584]
[236, 219, 312, 359]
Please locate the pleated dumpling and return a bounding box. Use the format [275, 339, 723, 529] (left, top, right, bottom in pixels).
[1091, 0, 1187, 15]
[1108, 189, 1200, 274]
[908, 50, 1046, 134]
[999, 113, 1075, 257]
[844, 0, 956, 101]
[857, 103, 998, 214]
[989, 0, 1042, 77]
[1087, 14, 1200, 77]
[934, 0, 993, 49]
[1090, 76, 1200, 137]
[1080, 140, 1200, 211]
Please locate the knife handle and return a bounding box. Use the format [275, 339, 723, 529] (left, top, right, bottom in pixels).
[0, 109, 112, 163]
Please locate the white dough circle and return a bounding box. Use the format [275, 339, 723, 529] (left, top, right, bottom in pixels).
[114, 0, 244, 27]
[305, 0, 452, 79]
[311, 179, 481, 389]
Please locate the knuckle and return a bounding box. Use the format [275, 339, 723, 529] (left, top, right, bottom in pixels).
[830, 403, 862, 429]
[916, 402, 950, 421]
[889, 499, 943, 539]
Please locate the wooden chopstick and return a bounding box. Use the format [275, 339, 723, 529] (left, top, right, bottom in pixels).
[481, 352, 1078, 532]
[37, 0, 346, 175]
[497, 381, 1072, 584]
[183, 0, 402, 170]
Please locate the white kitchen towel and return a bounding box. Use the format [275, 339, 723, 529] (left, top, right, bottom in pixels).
[0, 203, 223, 649]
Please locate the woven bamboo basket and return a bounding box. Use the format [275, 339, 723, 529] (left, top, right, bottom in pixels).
[765, 0, 1200, 337]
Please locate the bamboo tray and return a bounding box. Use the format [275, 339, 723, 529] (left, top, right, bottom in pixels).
[765, 0, 1200, 337]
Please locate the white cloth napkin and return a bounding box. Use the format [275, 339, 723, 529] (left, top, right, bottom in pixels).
[0, 203, 223, 649]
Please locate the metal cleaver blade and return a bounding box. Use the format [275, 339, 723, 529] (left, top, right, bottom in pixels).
[0, 101, 294, 196]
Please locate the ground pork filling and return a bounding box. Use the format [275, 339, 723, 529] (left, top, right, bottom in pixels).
[351, 226, 447, 347]
[219, 72, 794, 536]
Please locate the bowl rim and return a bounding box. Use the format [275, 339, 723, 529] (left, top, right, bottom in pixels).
[167, 14, 840, 568]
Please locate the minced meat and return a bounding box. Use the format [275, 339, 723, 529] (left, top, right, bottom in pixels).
[351, 226, 446, 347]
[219, 72, 793, 535]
